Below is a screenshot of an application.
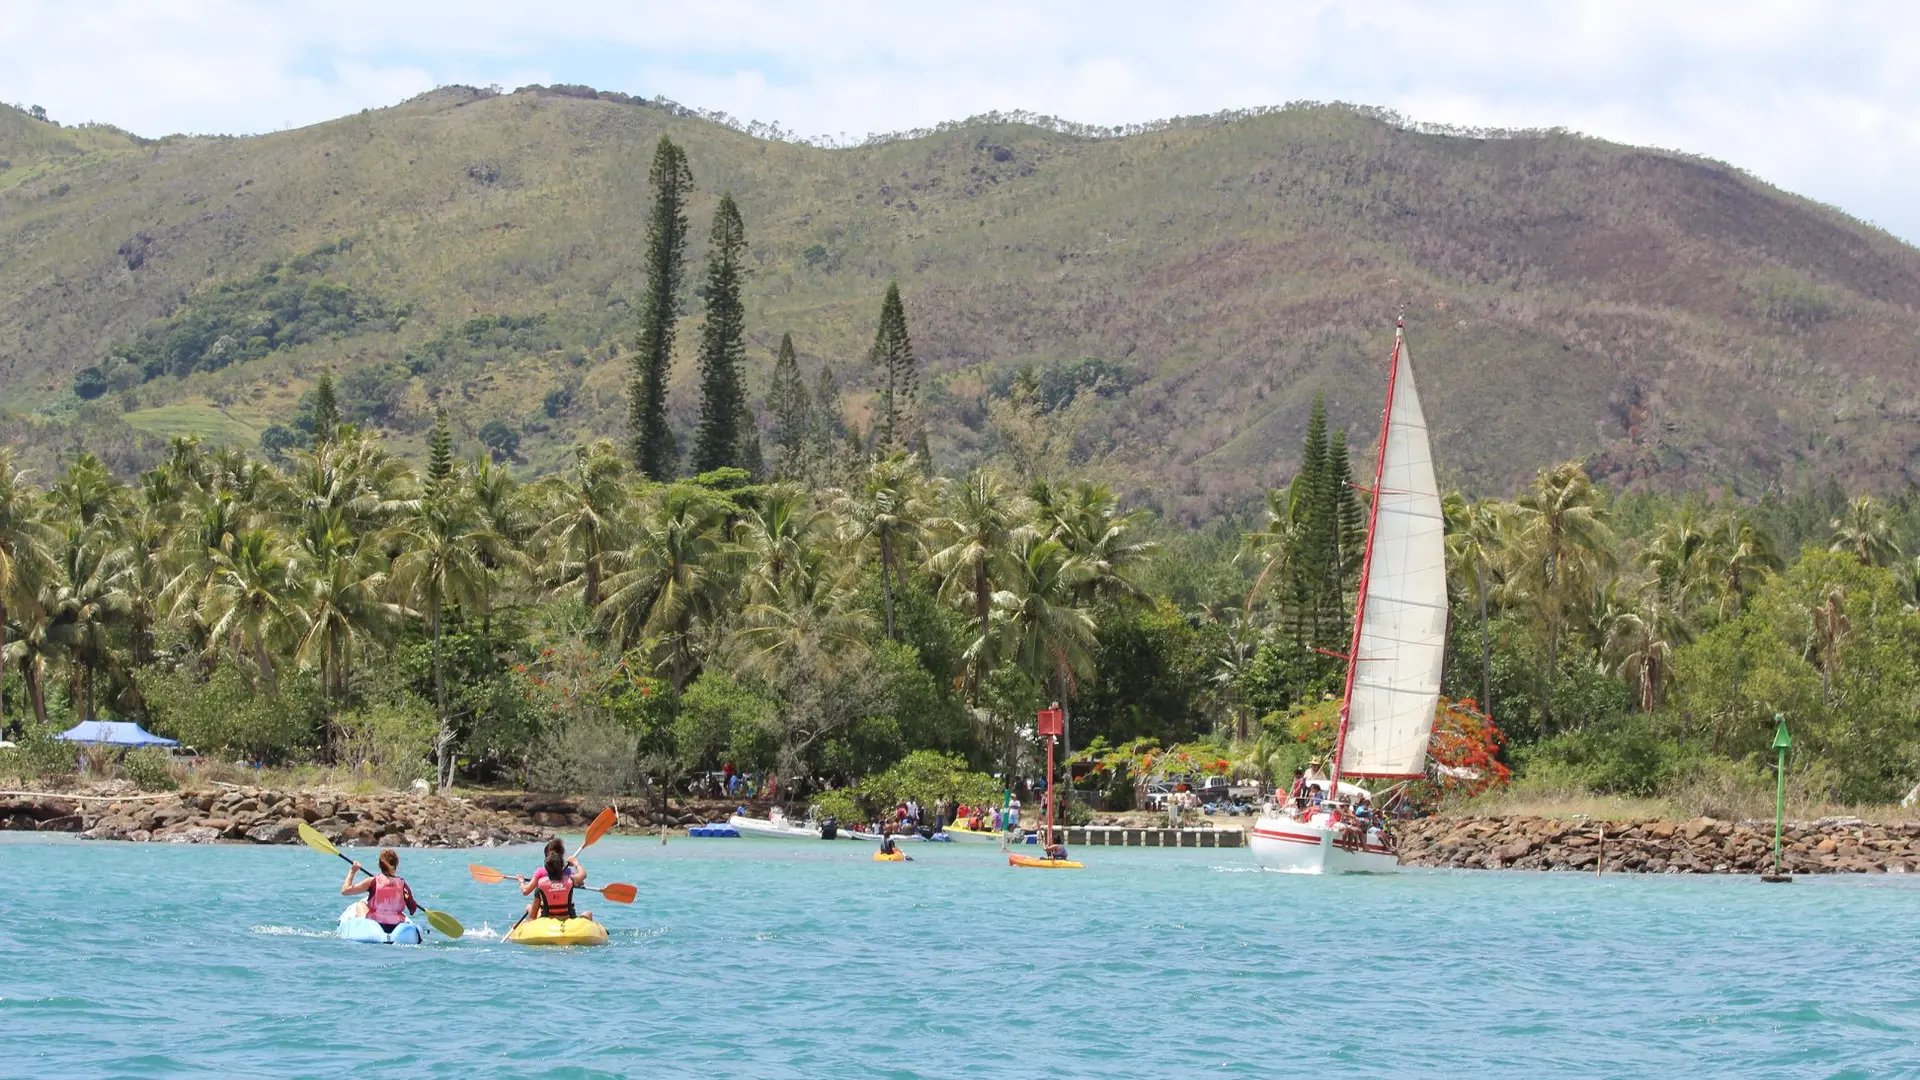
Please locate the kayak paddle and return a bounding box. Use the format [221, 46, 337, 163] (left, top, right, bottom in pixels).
[467, 863, 637, 903]
[297, 821, 465, 938]
[580, 806, 617, 852]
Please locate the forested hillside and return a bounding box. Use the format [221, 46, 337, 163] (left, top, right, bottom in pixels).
[5, 87, 1920, 521]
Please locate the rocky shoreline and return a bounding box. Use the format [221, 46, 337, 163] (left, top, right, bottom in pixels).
[1395, 814, 1920, 875]
[0, 787, 715, 847]
[8, 790, 1919, 874]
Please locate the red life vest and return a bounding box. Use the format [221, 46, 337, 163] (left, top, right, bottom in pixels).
[535, 874, 575, 919]
[368, 875, 412, 925]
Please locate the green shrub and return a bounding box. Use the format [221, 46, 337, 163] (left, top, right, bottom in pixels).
[0, 734, 76, 782]
[1511, 711, 1691, 796]
[337, 698, 438, 786]
[138, 665, 319, 763]
[809, 789, 861, 824]
[123, 747, 178, 791]
[528, 713, 641, 796]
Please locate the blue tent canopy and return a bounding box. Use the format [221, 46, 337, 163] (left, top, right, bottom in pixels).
[55, 721, 179, 748]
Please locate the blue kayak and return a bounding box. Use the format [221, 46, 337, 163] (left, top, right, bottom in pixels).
[338, 905, 424, 945]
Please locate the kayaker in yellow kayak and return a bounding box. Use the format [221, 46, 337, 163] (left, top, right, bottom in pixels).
[1043, 840, 1070, 862]
[340, 848, 420, 933]
[520, 838, 591, 922]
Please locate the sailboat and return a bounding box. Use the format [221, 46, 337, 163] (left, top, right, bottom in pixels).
[1249, 321, 1448, 874]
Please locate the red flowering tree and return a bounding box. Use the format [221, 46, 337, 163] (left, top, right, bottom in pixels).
[1419, 698, 1510, 802]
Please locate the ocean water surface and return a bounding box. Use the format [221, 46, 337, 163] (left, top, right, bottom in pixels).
[1, 832, 1915, 1078]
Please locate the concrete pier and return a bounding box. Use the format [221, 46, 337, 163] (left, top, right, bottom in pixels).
[1061, 825, 1245, 848]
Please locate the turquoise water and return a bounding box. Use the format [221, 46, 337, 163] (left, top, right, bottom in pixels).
[3, 833, 1917, 1079]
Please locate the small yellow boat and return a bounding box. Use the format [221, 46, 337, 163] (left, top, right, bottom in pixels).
[873, 851, 907, 862]
[1008, 854, 1083, 869]
[505, 917, 610, 947]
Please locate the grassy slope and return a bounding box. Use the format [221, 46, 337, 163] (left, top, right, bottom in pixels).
[2, 90, 1918, 518]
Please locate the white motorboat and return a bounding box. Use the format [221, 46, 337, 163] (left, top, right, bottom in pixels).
[726, 808, 866, 840]
[1250, 321, 1448, 875]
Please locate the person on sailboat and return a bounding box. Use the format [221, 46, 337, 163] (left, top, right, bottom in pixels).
[1288, 767, 1307, 811]
[1043, 840, 1070, 862]
[1305, 760, 1327, 784]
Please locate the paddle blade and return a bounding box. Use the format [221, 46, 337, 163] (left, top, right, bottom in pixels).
[297, 821, 341, 859]
[582, 807, 617, 849]
[425, 909, 464, 939]
[599, 883, 637, 904]
[467, 863, 509, 884]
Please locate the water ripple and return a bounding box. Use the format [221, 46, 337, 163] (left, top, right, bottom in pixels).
[4, 834, 1919, 1077]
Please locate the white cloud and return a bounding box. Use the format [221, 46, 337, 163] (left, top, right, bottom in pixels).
[2, 1, 1917, 240]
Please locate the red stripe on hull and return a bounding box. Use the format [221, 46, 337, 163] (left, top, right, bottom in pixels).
[1251, 828, 1391, 856]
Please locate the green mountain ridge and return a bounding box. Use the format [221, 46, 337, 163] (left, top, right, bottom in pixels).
[3, 85, 1919, 520]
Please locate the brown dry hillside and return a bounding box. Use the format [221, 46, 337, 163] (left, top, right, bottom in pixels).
[2, 86, 1918, 519]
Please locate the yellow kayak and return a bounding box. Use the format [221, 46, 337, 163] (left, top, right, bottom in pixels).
[873, 851, 907, 862]
[505, 917, 610, 947]
[1009, 854, 1083, 869]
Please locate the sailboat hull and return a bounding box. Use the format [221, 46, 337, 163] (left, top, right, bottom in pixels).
[1249, 811, 1399, 874]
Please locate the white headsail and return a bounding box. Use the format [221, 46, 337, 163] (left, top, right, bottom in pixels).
[1338, 328, 1449, 778]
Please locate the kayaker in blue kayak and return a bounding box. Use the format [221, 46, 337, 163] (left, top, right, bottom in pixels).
[520, 838, 590, 922]
[341, 849, 420, 933]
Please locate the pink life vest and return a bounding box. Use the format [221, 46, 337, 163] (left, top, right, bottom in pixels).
[367, 875, 412, 926]
[535, 874, 575, 919]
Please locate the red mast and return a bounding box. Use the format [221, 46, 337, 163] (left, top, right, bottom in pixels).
[1326, 321, 1405, 808]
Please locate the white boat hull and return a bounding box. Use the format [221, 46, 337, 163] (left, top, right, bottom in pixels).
[727, 813, 858, 840]
[1249, 809, 1399, 874]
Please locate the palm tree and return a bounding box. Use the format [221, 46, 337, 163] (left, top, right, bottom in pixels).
[738, 483, 824, 603]
[1239, 484, 1303, 615]
[295, 532, 406, 709]
[1601, 585, 1689, 713]
[200, 527, 307, 696]
[1505, 461, 1615, 714]
[831, 453, 930, 640]
[737, 545, 874, 679]
[1830, 495, 1901, 568]
[1700, 513, 1781, 619]
[1638, 511, 1714, 631]
[387, 491, 503, 790]
[529, 441, 629, 610]
[0, 449, 56, 732]
[927, 469, 1028, 703]
[1041, 480, 1156, 604]
[597, 485, 735, 693]
[1443, 493, 1505, 717]
[975, 533, 1098, 766]
[1809, 588, 1849, 706]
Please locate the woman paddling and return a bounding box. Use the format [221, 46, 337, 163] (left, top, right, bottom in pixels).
[341, 848, 420, 933]
[521, 838, 591, 923]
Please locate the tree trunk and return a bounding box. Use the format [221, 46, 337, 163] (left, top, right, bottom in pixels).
[584, 552, 600, 611]
[878, 529, 897, 640]
[251, 635, 278, 697]
[971, 563, 991, 707]
[1477, 565, 1492, 722]
[25, 659, 48, 726]
[431, 592, 452, 791]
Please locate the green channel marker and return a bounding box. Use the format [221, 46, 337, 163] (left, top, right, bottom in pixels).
[1763, 714, 1792, 884]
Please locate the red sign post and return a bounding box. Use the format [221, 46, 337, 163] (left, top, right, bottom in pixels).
[1037, 705, 1064, 846]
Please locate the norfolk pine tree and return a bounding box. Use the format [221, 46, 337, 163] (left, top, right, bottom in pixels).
[767, 333, 812, 480]
[693, 193, 750, 474]
[311, 371, 341, 446]
[869, 282, 917, 453]
[629, 136, 693, 480]
[426, 408, 454, 496]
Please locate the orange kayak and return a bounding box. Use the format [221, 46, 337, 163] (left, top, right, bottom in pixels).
[1008, 854, 1083, 869]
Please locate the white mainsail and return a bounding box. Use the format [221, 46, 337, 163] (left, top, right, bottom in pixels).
[1337, 327, 1448, 778]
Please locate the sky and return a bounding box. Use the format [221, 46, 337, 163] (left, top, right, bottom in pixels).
[4, 1, 1918, 243]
